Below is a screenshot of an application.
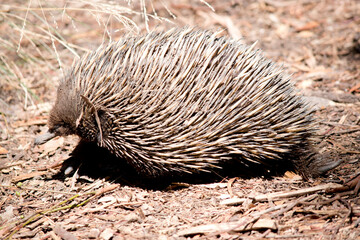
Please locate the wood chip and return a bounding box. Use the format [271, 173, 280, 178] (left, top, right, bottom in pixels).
[295, 21, 319, 32]
[54, 224, 77, 240]
[0, 146, 8, 154]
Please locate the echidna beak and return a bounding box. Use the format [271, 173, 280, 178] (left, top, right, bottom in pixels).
[34, 131, 56, 145]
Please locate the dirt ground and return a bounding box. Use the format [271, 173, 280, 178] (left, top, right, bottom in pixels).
[1, 0, 360, 239]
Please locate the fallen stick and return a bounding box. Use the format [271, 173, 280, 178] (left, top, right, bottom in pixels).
[220, 183, 343, 206]
[176, 218, 277, 237]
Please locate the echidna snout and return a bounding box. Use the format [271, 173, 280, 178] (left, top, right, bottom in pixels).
[36, 28, 340, 179]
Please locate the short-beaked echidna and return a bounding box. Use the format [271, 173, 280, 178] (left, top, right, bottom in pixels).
[36, 28, 338, 179]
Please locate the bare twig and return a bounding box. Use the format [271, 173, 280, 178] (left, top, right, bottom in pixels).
[220, 183, 343, 206]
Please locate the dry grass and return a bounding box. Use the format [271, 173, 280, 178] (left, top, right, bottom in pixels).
[0, 0, 195, 108]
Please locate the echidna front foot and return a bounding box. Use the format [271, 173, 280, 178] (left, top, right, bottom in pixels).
[317, 159, 343, 174]
[296, 151, 342, 180]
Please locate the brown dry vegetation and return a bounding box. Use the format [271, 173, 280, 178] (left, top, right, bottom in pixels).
[0, 0, 360, 239]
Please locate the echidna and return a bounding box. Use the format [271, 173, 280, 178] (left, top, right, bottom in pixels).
[36, 28, 338, 179]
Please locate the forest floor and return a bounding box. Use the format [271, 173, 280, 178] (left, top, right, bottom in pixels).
[0, 0, 360, 239]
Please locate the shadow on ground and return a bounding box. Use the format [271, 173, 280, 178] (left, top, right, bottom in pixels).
[52, 141, 297, 190]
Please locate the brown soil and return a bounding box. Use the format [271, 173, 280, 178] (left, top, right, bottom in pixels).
[1, 0, 359, 239]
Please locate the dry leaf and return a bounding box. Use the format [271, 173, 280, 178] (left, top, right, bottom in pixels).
[284, 171, 302, 180]
[39, 137, 64, 157]
[0, 146, 8, 154]
[296, 21, 319, 31]
[54, 224, 77, 240]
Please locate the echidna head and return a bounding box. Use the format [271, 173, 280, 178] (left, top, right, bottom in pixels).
[35, 77, 81, 145]
[47, 105, 77, 137]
